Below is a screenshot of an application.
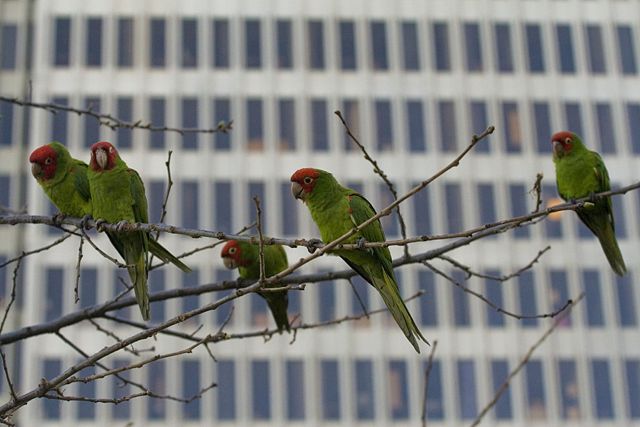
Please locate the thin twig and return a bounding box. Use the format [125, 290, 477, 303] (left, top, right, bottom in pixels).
[149, 150, 174, 269]
[421, 340, 439, 427]
[0, 258, 21, 334]
[347, 278, 369, 318]
[253, 197, 266, 285]
[73, 234, 85, 304]
[0, 349, 17, 403]
[529, 173, 544, 213]
[0, 233, 72, 269]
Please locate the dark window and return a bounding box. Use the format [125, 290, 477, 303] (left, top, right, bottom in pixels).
[45, 268, 63, 321]
[370, 21, 388, 70]
[543, 184, 563, 238]
[625, 360, 640, 419]
[182, 360, 200, 419]
[318, 275, 335, 322]
[585, 25, 606, 74]
[117, 18, 134, 67]
[42, 359, 62, 419]
[491, 359, 512, 419]
[149, 97, 165, 149]
[355, 359, 374, 420]
[0, 176, 9, 214]
[615, 274, 636, 327]
[485, 270, 504, 327]
[213, 98, 232, 150]
[379, 183, 399, 238]
[457, 360, 477, 419]
[412, 184, 432, 235]
[433, 22, 450, 71]
[518, 270, 538, 326]
[181, 97, 198, 149]
[558, 359, 580, 419]
[525, 24, 545, 72]
[594, 103, 616, 153]
[419, 270, 437, 326]
[311, 99, 329, 151]
[149, 269, 165, 323]
[388, 360, 409, 419]
[339, 21, 356, 70]
[406, 100, 426, 152]
[616, 25, 637, 75]
[626, 103, 640, 153]
[147, 361, 166, 419]
[320, 359, 340, 420]
[83, 97, 101, 147]
[463, 22, 483, 71]
[213, 181, 232, 231]
[341, 99, 360, 151]
[494, 23, 514, 72]
[502, 101, 522, 153]
[251, 360, 271, 420]
[79, 268, 97, 309]
[280, 181, 298, 236]
[564, 102, 583, 136]
[112, 268, 131, 320]
[555, 24, 576, 73]
[451, 270, 470, 327]
[278, 98, 296, 150]
[477, 183, 497, 225]
[611, 186, 627, 238]
[54, 17, 71, 66]
[245, 19, 261, 68]
[148, 180, 165, 223]
[424, 360, 444, 419]
[181, 269, 199, 314]
[86, 18, 102, 67]
[149, 18, 166, 67]
[591, 359, 614, 419]
[533, 102, 552, 153]
[181, 181, 199, 228]
[246, 98, 263, 150]
[308, 20, 325, 70]
[549, 270, 571, 327]
[469, 101, 489, 153]
[375, 99, 393, 151]
[438, 100, 457, 152]
[212, 19, 230, 68]
[401, 21, 420, 70]
[583, 269, 604, 327]
[116, 97, 133, 149]
[525, 360, 547, 419]
[0, 24, 17, 69]
[111, 359, 131, 419]
[181, 18, 198, 68]
[214, 269, 234, 327]
[445, 182, 464, 233]
[276, 20, 292, 69]
[247, 181, 266, 226]
[50, 96, 68, 143]
[216, 359, 236, 420]
[350, 275, 370, 317]
[0, 102, 14, 145]
[285, 360, 305, 420]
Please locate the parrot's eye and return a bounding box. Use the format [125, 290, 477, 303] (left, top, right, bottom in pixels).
[564, 137, 571, 145]
[108, 146, 114, 153]
[303, 177, 313, 185]
[44, 157, 52, 165]
[228, 247, 236, 255]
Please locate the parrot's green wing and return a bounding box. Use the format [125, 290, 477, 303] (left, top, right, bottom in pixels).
[71, 160, 92, 204]
[591, 151, 614, 227]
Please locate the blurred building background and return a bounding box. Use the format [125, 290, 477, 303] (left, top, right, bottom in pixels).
[1, 0, 640, 425]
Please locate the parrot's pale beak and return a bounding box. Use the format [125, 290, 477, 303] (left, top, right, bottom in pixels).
[30, 162, 42, 178]
[552, 140, 563, 157]
[95, 148, 108, 170]
[291, 181, 305, 200]
[222, 257, 236, 269]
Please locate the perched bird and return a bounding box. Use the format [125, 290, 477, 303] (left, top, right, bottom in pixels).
[87, 141, 191, 320]
[221, 239, 291, 333]
[290, 168, 428, 352]
[551, 131, 626, 276]
[29, 142, 92, 218]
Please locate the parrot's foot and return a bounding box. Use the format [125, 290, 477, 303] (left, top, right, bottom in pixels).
[588, 191, 597, 203]
[94, 218, 107, 232]
[79, 214, 93, 230]
[356, 237, 367, 250]
[115, 220, 130, 232]
[306, 238, 323, 254]
[52, 212, 66, 225]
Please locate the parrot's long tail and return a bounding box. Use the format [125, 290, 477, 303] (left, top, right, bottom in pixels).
[376, 269, 429, 353]
[262, 291, 291, 333]
[127, 251, 150, 321]
[596, 224, 627, 276]
[149, 239, 192, 273]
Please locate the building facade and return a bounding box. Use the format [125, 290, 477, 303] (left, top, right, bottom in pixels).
[1, 0, 640, 425]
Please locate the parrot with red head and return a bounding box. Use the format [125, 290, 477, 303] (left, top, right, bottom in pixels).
[291, 168, 428, 353]
[552, 131, 626, 275]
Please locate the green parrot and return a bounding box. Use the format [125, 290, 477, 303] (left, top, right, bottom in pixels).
[221, 239, 290, 333]
[29, 142, 92, 218]
[291, 168, 428, 353]
[552, 131, 626, 276]
[87, 141, 191, 320]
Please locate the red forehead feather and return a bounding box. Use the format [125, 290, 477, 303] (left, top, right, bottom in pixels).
[551, 131, 574, 143]
[90, 140, 116, 153]
[221, 240, 240, 256]
[290, 168, 319, 182]
[29, 145, 57, 163]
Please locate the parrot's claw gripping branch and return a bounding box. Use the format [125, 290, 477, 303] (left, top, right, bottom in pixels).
[305, 238, 323, 254]
[115, 220, 130, 232]
[94, 218, 107, 232]
[79, 215, 93, 230]
[52, 212, 66, 226]
[356, 237, 368, 250]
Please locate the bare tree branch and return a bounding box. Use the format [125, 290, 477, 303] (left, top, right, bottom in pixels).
[421, 340, 439, 427]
